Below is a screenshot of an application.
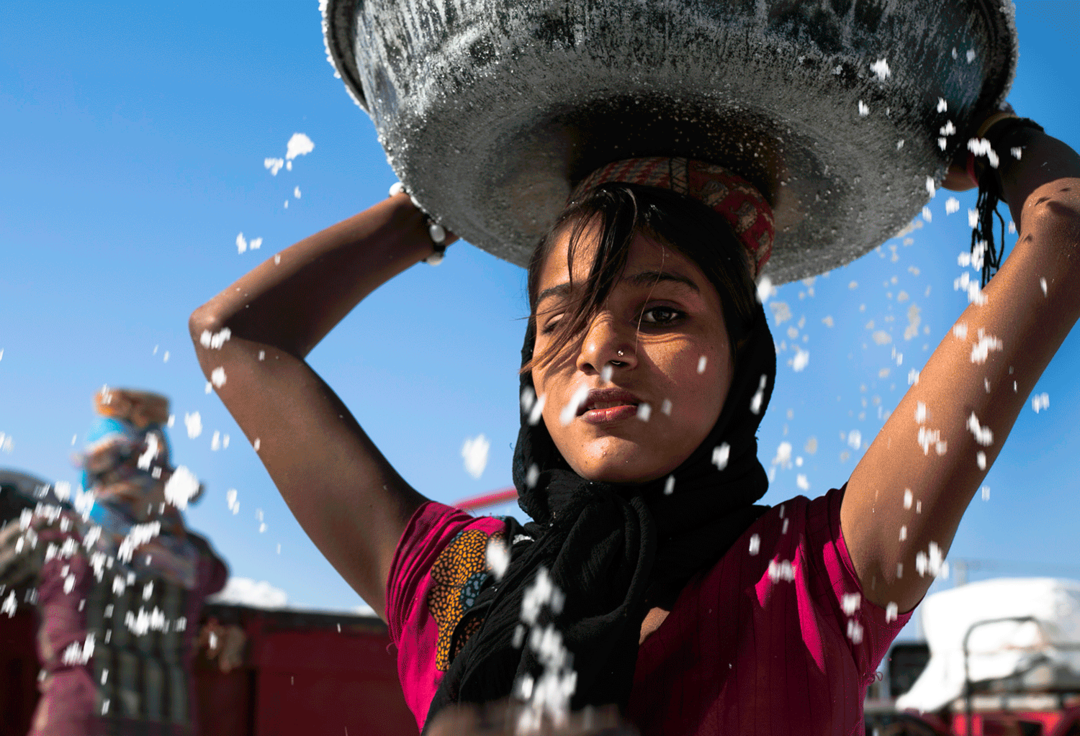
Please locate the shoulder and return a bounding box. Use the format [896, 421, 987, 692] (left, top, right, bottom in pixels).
[385, 501, 507, 640]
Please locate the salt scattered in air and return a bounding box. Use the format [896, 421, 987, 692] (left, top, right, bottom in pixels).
[870, 58, 890, 81]
[697, 356, 707, 374]
[769, 301, 792, 324]
[886, 602, 899, 623]
[970, 330, 1003, 364]
[968, 209, 979, 228]
[560, 387, 588, 426]
[768, 559, 795, 583]
[981, 486, 990, 501]
[1008, 221, 1016, 234]
[847, 431, 862, 451]
[636, 403, 652, 421]
[2, 590, 17, 617]
[200, 328, 231, 349]
[253, 438, 260, 452]
[915, 541, 948, 579]
[847, 620, 864, 645]
[792, 348, 809, 372]
[211, 431, 221, 451]
[211, 367, 227, 388]
[822, 316, 834, 328]
[945, 197, 960, 215]
[896, 139, 905, 150]
[237, 233, 248, 254]
[486, 537, 510, 581]
[184, 412, 202, 439]
[858, 100, 870, 117]
[285, 133, 315, 162]
[163, 351, 169, 363]
[937, 98, 948, 113]
[977, 451, 987, 470]
[528, 394, 546, 426]
[899, 525, 907, 542]
[526, 464, 540, 489]
[848, 281, 858, 290]
[748, 534, 760, 556]
[712, 443, 730, 470]
[750, 375, 767, 415]
[966, 49, 976, 63]
[660, 399, 672, 415]
[922, 207, 932, 223]
[461, 434, 490, 479]
[164, 466, 200, 510]
[600, 365, 613, 383]
[842, 593, 862, 615]
[756, 275, 775, 304]
[226, 489, 239, 514]
[904, 489, 913, 510]
[663, 476, 675, 495]
[925, 177, 936, 198]
[1032, 393, 1050, 414]
[796, 474, 809, 491]
[915, 402, 928, 424]
[1040, 278, 1048, 296]
[293, 186, 301, 199]
[264, 158, 285, 176]
[250, 238, 262, 250]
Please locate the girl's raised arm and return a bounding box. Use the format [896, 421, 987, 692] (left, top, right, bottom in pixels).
[841, 126, 1080, 614]
[189, 192, 448, 619]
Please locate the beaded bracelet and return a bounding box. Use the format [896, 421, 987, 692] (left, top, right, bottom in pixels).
[389, 182, 448, 265]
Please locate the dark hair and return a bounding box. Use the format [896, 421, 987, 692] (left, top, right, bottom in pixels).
[524, 183, 759, 373]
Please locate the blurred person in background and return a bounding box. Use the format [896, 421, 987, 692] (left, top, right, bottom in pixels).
[0, 388, 228, 736]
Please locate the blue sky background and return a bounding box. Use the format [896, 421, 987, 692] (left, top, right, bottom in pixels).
[2, 1, 1079, 635]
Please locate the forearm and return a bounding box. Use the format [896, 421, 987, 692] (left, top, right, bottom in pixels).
[190, 193, 441, 361]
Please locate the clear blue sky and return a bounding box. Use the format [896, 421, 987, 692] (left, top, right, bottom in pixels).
[2, 1, 1079, 624]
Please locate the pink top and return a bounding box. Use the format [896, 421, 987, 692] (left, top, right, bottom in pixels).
[386, 487, 911, 735]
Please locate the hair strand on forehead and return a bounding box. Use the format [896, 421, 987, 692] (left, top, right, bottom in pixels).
[523, 184, 758, 376]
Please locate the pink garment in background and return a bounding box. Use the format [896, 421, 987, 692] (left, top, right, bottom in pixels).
[385, 487, 911, 735]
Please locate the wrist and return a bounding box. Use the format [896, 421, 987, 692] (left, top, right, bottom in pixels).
[389, 182, 451, 265]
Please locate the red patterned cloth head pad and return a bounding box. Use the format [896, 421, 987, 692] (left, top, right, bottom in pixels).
[569, 157, 774, 281]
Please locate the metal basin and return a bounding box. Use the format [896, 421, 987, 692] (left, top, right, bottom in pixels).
[323, 0, 1016, 283]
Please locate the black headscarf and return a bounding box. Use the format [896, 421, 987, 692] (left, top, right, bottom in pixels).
[425, 289, 776, 726]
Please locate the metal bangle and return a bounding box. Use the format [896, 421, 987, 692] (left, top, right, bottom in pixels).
[389, 182, 448, 265]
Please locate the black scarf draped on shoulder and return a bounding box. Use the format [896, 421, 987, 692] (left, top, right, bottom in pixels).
[425, 298, 776, 728]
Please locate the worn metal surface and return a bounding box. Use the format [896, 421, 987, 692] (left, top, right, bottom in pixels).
[324, 0, 1016, 283]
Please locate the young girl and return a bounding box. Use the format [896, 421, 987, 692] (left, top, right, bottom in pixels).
[190, 116, 1080, 734]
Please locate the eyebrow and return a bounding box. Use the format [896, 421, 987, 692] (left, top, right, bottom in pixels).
[536, 269, 700, 307]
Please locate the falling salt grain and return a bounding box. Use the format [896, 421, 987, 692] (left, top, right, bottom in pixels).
[1032, 393, 1050, 413]
[857, 100, 870, 117]
[748, 534, 760, 556]
[636, 403, 652, 421]
[211, 367, 227, 388]
[560, 387, 588, 426]
[946, 197, 960, 215]
[712, 443, 730, 470]
[660, 399, 672, 415]
[756, 275, 775, 304]
[253, 438, 260, 452]
[922, 207, 932, 223]
[750, 375, 767, 415]
[163, 351, 169, 363]
[164, 466, 200, 511]
[226, 489, 239, 514]
[903, 489, 914, 510]
[461, 434, 490, 479]
[981, 486, 990, 501]
[1040, 278, 1048, 296]
[697, 356, 707, 374]
[526, 464, 540, 489]
[896, 139, 905, 150]
[600, 365, 613, 383]
[664, 476, 675, 495]
[528, 394, 547, 426]
[184, 413, 202, 439]
[1008, 221, 1017, 234]
[886, 602, 899, 623]
[842, 593, 861, 615]
[914, 402, 928, 424]
[792, 348, 809, 372]
[236, 233, 248, 254]
[870, 58, 891, 80]
[250, 238, 262, 251]
[966, 49, 976, 63]
[977, 451, 987, 470]
[899, 525, 907, 542]
[768, 560, 795, 583]
[211, 432, 221, 452]
[925, 177, 936, 197]
[796, 474, 809, 491]
[294, 186, 302, 199]
[486, 538, 510, 580]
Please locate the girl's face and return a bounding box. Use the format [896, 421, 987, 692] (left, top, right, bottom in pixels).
[531, 226, 734, 483]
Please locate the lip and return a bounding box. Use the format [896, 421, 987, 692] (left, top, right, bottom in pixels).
[578, 388, 643, 424]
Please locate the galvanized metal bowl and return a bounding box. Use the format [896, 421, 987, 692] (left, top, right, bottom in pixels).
[323, 0, 1016, 283]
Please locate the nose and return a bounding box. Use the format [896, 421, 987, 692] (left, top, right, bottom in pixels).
[575, 311, 637, 375]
